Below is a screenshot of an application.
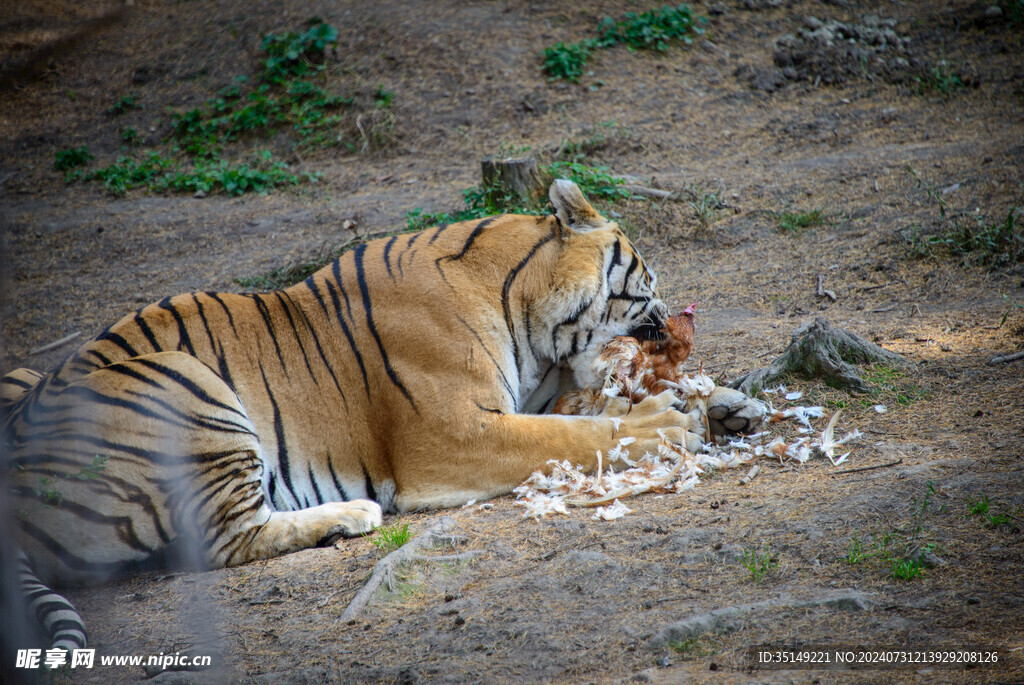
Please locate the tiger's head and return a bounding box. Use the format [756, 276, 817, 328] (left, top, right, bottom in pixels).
[537, 179, 669, 389]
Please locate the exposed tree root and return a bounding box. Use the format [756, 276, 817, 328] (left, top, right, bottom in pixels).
[730, 317, 909, 396]
[338, 517, 479, 623]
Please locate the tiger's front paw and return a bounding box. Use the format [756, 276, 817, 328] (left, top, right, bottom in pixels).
[707, 386, 766, 436]
[316, 499, 383, 546]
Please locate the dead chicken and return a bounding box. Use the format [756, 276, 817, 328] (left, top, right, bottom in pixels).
[554, 303, 699, 416]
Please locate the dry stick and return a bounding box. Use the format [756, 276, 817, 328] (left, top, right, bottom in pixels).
[816, 274, 837, 302]
[830, 458, 903, 476]
[339, 517, 461, 623]
[739, 463, 761, 486]
[28, 330, 81, 356]
[987, 350, 1024, 365]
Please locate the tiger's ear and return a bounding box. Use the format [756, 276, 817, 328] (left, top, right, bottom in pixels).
[549, 179, 607, 234]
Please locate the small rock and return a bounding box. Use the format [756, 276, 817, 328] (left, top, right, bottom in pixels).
[985, 5, 1003, 17]
[803, 15, 823, 29]
[656, 656, 672, 668]
[193, 190, 206, 199]
[967, 596, 981, 605]
[919, 550, 946, 568]
[454, 615, 466, 626]
[708, 3, 728, 16]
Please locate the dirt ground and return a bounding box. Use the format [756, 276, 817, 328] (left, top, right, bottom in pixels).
[2, 0, 1023, 683]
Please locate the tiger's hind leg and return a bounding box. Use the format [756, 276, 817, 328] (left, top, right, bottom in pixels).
[9, 351, 380, 584]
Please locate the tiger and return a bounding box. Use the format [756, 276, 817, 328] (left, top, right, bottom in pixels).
[2, 179, 765, 650]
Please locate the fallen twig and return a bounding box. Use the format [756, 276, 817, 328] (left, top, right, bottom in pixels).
[339, 516, 456, 623]
[830, 458, 903, 476]
[28, 331, 81, 356]
[987, 350, 1024, 365]
[739, 463, 761, 486]
[816, 274, 837, 302]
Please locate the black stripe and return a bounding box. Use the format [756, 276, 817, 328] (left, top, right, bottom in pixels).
[273, 292, 318, 386]
[454, 313, 515, 404]
[260, 364, 296, 508]
[2, 375, 35, 389]
[323, 277, 370, 396]
[382, 235, 398, 281]
[192, 294, 219, 355]
[446, 216, 497, 262]
[501, 232, 556, 395]
[280, 290, 346, 406]
[253, 295, 288, 375]
[85, 349, 113, 367]
[550, 298, 593, 357]
[361, 462, 377, 502]
[206, 292, 238, 337]
[96, 331, 140, 358]
[133, 357, 245, 417]
[475, 403, 504, 415]
[427, 223, 449, 245]
[157, 296, 196, 355]
[353, 244, 417, 410]
[328, 458, 349, 501]
[134, 312, 161, 350]
[605, 238, 622, 280]
[308, 465, 324, 506]
[332, 259, 356, 324]
[396, 231, 423, 275]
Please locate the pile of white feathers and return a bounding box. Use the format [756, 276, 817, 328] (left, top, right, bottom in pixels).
[514, 381, 863, 520]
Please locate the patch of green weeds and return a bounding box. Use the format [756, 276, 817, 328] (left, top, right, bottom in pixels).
[107, 93, 141, 115]
[842, 481, 944, 581]
[914, 60, 965, 96]
[235, 236, 363, 291]
[404, 159, 633, 233]
[861, 363, 926, 408]
[53, 146, 94, 179]
[775, 209, 827, 234]
[741, 544, 777, 582]
[57, 18, 367, 198]
[903, 167, 1023, 267]
[543, 41, 593, 82]
[688, 185, 725, 230]
[543, 5, 702, 82]
[260, 17, 338, 83]
[371, 519, 412, 554]
[966, 494, 1022, 532]
[669, 636, 718, 659]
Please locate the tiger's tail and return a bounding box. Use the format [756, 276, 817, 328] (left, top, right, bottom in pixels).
[16, 551, 88, 651]
[1, 368, 45, 410]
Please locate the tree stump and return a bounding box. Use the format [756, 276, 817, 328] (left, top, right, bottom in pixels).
[480, 156, 549, 207]
[729, 317, 910, 396]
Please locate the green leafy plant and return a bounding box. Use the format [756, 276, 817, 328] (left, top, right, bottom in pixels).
[914, 60, 965, 96]
[741, 545, 777, 582]
[543, 41, 593, 82]
[53, 146, 93, 172]
[371, 519, 412, 553]
[373, 85, 395, 109]
[595, 5, 699, 51]
[904, 168, 1023, 267]
[966, 494, 1022, 532]
[260, 17, 338, 83]
[891, 556, 925, 580]
[775, 209, 827, 234]
[542, 4, 701, 81]
[107, 93, 141, 115]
